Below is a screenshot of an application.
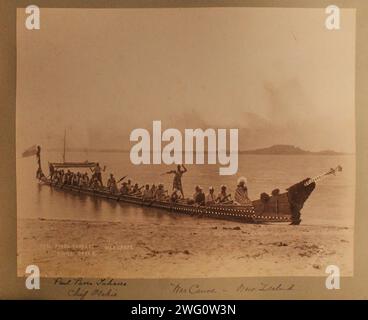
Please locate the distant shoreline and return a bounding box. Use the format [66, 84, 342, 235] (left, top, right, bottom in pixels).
[44, 147, 352, 156]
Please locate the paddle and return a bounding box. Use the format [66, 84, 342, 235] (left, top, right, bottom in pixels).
[160, 169, 177, 176]
[117, 175, 127, 183]
[129, 186, 144, 196]
[217, 193, 232, 203]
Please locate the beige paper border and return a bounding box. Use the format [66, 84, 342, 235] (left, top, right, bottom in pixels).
[1, 0, 367, 299]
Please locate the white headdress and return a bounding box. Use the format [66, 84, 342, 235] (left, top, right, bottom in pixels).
[237, 176, 248, 186]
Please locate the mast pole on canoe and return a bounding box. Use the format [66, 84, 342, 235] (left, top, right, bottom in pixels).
[63, 129, 66, 163]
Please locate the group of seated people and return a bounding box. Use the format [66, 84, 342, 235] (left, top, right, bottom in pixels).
[189, 185, 232, 206]
[186, 181, 251, 206]
[124, 183, 237, 205]
[49, 168, 251, 206]
[51, 169, 96, 188]
[128, 179, 251, 206]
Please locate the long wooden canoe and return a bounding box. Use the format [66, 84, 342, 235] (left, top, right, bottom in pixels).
[33, 146, 343, 225]
[39, 178, 315, 225]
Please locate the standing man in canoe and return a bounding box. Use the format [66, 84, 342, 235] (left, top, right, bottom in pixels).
[165, 164, 187, 198]
[90, 162, 105, 187]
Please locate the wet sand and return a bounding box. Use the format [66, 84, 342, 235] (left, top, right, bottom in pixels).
[17, 217, 353, 278]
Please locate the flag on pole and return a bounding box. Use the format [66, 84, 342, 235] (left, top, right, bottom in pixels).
[22, 145, 39, 158]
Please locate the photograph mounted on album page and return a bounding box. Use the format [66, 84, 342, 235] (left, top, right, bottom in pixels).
[0, 0, 367, 300]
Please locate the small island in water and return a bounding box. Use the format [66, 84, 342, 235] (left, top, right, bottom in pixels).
[240, 144, 346, 156]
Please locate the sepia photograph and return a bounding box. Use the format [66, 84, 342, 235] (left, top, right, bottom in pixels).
[16, 7, 355, 280]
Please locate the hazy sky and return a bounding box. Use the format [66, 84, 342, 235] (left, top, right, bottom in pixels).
[17, 8, 356, 153]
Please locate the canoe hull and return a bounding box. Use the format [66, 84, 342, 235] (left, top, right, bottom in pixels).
[40, 180, 311, 224]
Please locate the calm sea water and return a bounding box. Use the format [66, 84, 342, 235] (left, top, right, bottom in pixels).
[17, 151, 355, 227]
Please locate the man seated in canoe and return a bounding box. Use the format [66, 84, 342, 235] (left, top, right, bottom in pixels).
[187, 186, 200, 205]
[69, 172, 75, 185]
[126, 179, 133, 192]
[54, 170, 63, 184]
[107, 173, 118, 194]
[170, 189, 179, 203]
[62, 170, 67, 185]
[72, 172, 80, 186]
[70, 172, 76, 185]
[52, 170, 59, 184]
[193, 185, 200, 200]
[120, 182, 130, 195]
[131, 183, 139, 193]
[81, 172, 89, 187]
[185, 185, 205, 206]
[234, 177, 252, 206]
[69, 172, 74, 185]
[57, 170, 63, 184]
[142, 184, 154, 200]
[63, 170, 71, 185]
[51, 169, 59, 183]
[89, 174, 101, 189]
[194, 186, 206, 206]
[129, 183, 144, 196]
[150, 184, 157, 197]
[62, 170, 68, 185]
[154, 184, 169, 201]
[206, 186, 216, 205]
[77, 172, 83, 186]
[216, 185, 233, 204]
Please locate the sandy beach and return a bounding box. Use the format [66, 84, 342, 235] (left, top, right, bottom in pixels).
[17, 217, 353, 278]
